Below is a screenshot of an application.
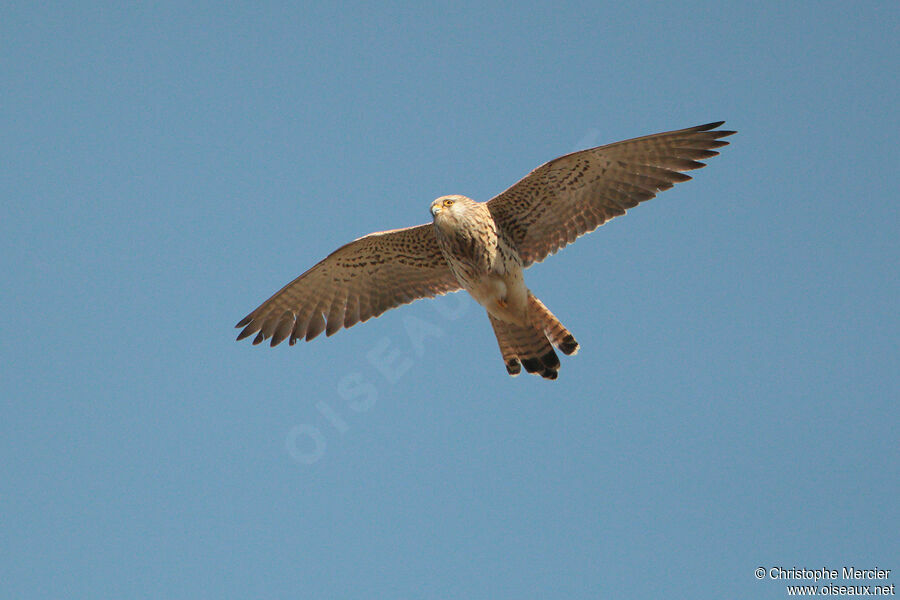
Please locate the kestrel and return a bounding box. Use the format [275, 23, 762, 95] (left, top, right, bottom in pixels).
[236, 122, 735, 379]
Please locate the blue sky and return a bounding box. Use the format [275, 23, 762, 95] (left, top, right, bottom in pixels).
[2, 1, 898, 598]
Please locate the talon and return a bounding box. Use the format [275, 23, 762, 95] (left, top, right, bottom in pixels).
[496, 298, 508, 309]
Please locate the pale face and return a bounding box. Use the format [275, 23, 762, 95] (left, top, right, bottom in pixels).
[430, 194, 472, 222]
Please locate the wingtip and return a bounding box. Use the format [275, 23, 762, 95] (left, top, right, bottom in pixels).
[712, 121, 737, 137]
[694, 121, 736, 137]
[235, 323, 258, 341]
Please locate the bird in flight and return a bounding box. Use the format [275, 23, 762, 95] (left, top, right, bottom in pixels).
[236, 122, 735, 379]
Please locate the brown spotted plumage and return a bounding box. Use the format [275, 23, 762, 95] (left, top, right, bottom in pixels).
[236, 122, 735, 379]
[235, 225, 461, 345]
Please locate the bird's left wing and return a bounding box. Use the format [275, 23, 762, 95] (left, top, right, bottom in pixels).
[487, 122, 736, 267]
[235, 223, 461, 346]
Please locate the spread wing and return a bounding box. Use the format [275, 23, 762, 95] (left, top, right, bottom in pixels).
[235, 224, 461, 346]
[487, 121, 736, 267]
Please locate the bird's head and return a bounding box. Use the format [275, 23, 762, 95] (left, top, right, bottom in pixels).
[430, 195, 475, 226]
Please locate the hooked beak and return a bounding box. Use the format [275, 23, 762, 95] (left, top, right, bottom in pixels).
[430, 204, 441, 217]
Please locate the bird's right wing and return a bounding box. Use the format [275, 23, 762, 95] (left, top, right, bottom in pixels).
[235, 224, 461, 346]
[487, 122, 736, 267]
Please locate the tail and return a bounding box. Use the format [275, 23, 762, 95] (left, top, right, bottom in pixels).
[488, 293, 579, 380]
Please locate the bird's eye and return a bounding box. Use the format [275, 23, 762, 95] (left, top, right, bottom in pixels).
[443, 199, 454, 207]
